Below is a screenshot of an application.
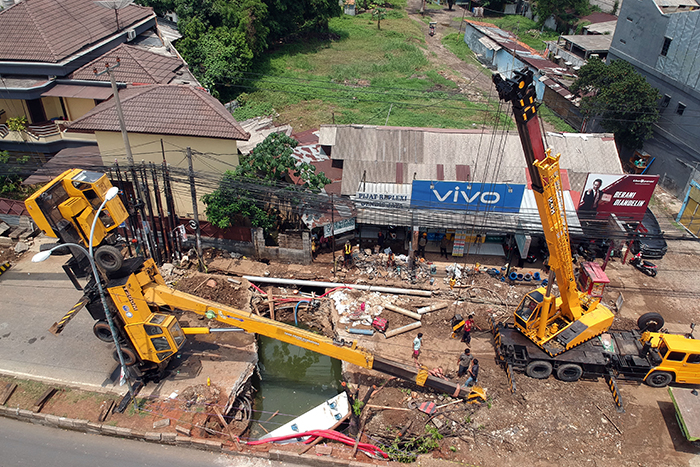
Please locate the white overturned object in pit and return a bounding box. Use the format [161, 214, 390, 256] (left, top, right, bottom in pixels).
[260, 392, 349, 443]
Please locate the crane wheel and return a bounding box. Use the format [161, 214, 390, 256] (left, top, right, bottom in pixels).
[556, 363, 583, 382]
[637, 312, 664, 332]
[525, 360, 552, 379]
[93, 321, 113, 342]
[113, 347, 137, 366]
[645, 371, 673, 388]
[95, 245, 124, 273]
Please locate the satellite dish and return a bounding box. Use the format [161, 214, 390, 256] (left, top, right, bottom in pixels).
[94, 0, 134, 31]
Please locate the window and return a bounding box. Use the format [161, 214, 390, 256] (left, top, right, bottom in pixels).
[687, 354, 700, 364]
[677, 102, 686, 115]
[627, 16, 633, 21]
[661, 95, 671, 108]
[666, 351, 686, 362]
[661, 37, 672, 56]
[151, 336, 171, 351]
[331, 159, 343, 169]
[620, 39, 627, 44]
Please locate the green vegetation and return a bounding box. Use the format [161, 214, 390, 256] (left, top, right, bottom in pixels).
[532, 0, 592, 31]
[442, 33, 486, 71]
[0, 151, 35, 198]
[476, 16, 558, 51]
[571, 58, 659, 149]
[232, 13, 505, 130]
[538, 104, 575, 132]
[384, 425, 444, 462]
[203, 133, 330, 231]
[352, 399, 365, 416]
[7, 116, 27, 132]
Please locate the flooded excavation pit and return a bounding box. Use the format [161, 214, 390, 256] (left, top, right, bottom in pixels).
[250, 335, 344, 438]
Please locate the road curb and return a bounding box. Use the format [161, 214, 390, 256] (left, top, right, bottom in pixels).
[0, 409, 372, 466]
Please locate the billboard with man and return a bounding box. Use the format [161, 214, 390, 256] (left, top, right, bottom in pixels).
[577, 174, 659, 221]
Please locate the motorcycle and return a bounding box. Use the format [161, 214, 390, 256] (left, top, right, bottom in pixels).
[630, 252, 657, 277]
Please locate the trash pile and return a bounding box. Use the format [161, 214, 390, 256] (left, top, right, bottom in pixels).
[349, 248, 435, 283]
[331, 290, 400, 327]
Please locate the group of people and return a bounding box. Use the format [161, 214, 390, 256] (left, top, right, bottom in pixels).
[411, 313, 482, 389]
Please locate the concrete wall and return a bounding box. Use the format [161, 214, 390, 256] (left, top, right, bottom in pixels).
[41, 96, 65, 121]
[253, 228, 312, 265]
[609, 0, 700, 159]
[463, 24, 496, 65]
[95, 131, 240, 218]
[64, 97, 97, 121]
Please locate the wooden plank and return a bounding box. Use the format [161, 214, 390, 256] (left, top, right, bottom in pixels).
[671, 388, 700, 439]
[213, 406, 242, 451]
[98, 400, 115, 422]
[267, 288, 275, 321]
[0, 382, 18, 405]
[33, 387, 58, 413]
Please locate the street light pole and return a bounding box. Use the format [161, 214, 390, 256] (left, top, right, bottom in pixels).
[32, 187, 135, 403]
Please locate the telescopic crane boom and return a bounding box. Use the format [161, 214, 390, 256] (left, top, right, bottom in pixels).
[493, 69, 614, 356]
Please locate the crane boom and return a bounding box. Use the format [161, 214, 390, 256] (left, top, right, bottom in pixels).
[493, 68, 614, 356]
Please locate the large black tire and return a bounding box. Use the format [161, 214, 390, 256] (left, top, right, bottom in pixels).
[94, 245, 123, 273]
[648, 269, 657, 277]
[556, 363, 583, 382]
[525, 360, 553, 379]
[112, 347, 137, 366]
[93, 320, 113, 342]
[646, 370, 673, 388]
[638, 312, 665, 332]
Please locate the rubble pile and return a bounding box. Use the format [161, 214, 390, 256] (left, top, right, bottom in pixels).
[331, 290, 402, 327]
[349, 248, 435, 283]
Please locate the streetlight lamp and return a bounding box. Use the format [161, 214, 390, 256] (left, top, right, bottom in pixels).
[32, 186, 135, 403]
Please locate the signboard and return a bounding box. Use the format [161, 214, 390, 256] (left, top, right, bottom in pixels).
[410, 181, 525, 213]
[577, 174, 658, 221]
[324, 218, 356, 237]
[355, 191, 410, 208]
[452, 230, 466, 257]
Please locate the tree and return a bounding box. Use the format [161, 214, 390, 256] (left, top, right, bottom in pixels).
[571, 58, 660, 150]
[202, 133, 331, 230]
[373, 8, 386, 29]
[532, 0, 590, 31]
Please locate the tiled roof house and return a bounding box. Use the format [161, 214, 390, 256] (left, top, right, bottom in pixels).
[66, 84, 250, 217]
[0, 0, 195, 157]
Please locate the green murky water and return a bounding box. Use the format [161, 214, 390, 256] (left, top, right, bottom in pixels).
[250, 334, 343, 439]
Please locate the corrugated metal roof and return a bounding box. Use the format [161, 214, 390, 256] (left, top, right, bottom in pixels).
[322, 125, 623, 195]
[560, 34, 614, 52]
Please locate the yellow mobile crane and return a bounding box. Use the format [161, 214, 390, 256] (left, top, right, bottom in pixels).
[25, 170, 473, 400]
[492, 69, 615, 356]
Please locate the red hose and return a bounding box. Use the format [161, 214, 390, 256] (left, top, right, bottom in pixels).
[249, 283, 265, 294]
[245, 429, 387, 458]
[318, 286, 352, 298]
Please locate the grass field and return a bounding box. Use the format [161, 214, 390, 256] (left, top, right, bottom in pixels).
[232, 9, 507, 131]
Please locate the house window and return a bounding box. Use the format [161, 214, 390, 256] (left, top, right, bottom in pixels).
[677, 102, 686, 115]
[661, 95, 671, 109]
[331, 159, 343, 169]
[661, 37, 672, 56]
[627, 16, 633, 21]
[620, 39, 627, 44]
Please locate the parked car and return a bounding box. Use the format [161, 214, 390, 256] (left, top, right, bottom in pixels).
[628, 208, 668, 259]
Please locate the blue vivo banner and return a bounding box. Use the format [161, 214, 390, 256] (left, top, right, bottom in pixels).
[410, 181, 525, 213]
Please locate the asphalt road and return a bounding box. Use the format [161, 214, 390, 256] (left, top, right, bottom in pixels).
[0, 416, 280, 466]
[0, 239, 122, 392]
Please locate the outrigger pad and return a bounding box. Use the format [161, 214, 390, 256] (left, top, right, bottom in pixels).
[467, 385, 487, 404]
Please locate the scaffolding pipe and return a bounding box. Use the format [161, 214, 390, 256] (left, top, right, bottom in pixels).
[242, 276, 432, 297]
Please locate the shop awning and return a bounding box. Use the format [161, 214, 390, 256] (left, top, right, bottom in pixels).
[41, 84, 114, 100]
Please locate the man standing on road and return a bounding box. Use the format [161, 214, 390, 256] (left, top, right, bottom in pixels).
[463, 358, 479, 387]
[457, 348, 473, 377]
[413, 333, 423, 367]
[440, 234, 450, 258]
[461, 314, 480, 345]
[418, 233, 428, 258]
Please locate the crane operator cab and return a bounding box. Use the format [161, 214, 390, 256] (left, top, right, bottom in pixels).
[514, 291, 544, 331]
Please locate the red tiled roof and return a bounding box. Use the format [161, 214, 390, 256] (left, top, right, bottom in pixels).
[67, 84, 250, 141]
[71, 44, 185, 84]
[0, 0, 154, 63]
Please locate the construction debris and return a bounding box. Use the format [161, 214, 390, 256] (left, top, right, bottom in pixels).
[385, 321, 422, 338]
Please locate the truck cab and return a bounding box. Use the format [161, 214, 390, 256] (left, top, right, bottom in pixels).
[644, 333, 700, 386]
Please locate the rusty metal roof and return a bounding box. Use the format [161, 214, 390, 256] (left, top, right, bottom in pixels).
[67, 84, 250, 141]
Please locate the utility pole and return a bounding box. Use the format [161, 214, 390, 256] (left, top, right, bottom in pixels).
[185, 147, 205, 271]
[95, 59, 133, 167]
